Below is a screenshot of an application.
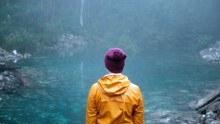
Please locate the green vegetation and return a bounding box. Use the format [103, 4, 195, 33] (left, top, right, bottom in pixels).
[0, 0, 220, 54]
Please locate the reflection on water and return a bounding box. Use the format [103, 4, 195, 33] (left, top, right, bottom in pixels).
[0, 52, 220, 123]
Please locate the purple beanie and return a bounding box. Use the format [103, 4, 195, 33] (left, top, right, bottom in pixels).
[104, 48, 126, 73]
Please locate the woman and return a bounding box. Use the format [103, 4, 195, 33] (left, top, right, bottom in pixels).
[86, 48, 144, 124]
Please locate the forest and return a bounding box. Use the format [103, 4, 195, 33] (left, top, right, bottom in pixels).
[0, 0, 220, 55]
[1, 0, 220, 123]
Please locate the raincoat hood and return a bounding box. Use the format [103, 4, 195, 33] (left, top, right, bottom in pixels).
[98, 74, 130, 96]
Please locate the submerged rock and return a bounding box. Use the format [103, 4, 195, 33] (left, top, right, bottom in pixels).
[0, 75, 3, 81]
[145, 110, 199, 124]
[0, 63, 30, 93]
[0, 71, 21, 93]
[200, 41, 220, 63]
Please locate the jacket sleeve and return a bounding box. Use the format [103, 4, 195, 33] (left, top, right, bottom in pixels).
[86, 84, 98, 124]
[133, 87, 144, 124]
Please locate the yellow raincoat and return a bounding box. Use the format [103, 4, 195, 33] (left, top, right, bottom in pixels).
[86, 74, 144, 124]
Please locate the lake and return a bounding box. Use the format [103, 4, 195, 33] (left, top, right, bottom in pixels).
[1, 49, 220, 123]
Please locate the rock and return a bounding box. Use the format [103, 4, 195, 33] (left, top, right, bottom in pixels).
[189, 87, 220, 114]
[190, 87, 220, 123]
[0, 62, 5, 65]
[159, 117, 175, 123]
[206, 101, 220, 112]
[211, 121, 220, 124]
[0, 47, 31, 62]
[200, 41, 220, 63]
[23, 53, 31, 58]
[0, 74, 3, 81]
[43, 34, 87, 57]
[4, 76, 11, 81]
[0, 70, 27, 94]
[205, 112, 216, 123]
[3, 71, 8, 76]
[145, 110, 200, 124]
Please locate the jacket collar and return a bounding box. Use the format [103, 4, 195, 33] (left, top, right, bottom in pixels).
[104, 73, 122, 77]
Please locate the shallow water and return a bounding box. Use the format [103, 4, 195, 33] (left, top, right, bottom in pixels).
[1, 51, 220, 123]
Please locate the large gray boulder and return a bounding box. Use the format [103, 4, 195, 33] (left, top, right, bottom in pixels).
[190, 87, 220, 114]
[200, 41, 220, 63]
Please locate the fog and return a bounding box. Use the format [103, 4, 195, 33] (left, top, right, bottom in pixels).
[0, 0, 220, 123]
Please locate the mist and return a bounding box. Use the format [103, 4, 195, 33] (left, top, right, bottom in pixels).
[0, 0, 220, 123]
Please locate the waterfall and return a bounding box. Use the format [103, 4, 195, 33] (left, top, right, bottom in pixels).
[80, 0, 84, 27]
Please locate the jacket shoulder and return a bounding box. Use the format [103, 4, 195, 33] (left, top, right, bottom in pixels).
[91, 83, 99, 88]
[128, 83, 143, 98]
[129, 83, 140, 90]
[90, 83, 99, 92]
[89, 83, 102, 95]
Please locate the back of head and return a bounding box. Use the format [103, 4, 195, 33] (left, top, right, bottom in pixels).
[104, 48, 126, 73]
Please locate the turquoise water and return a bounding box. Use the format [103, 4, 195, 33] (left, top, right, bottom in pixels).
[1, 50, 220, 123]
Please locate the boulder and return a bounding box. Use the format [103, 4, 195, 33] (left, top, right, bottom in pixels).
[200, 41, 220, 63]
[189, 87, 220, 114]
[190, 87, 220, 124]
[43, 34, 87, 57]
[0, 47, 31, 62]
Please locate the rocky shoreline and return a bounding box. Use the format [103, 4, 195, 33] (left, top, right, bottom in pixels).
[0, 47, 31, 62]
[142, 41, 220, 124]
[0, 47, 31, 94]
[194, 41, 220, 124]
[190, 88, 220, 124]
[0, 70, 20, 94]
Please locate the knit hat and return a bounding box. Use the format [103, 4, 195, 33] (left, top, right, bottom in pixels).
[104, 48, 126, 73]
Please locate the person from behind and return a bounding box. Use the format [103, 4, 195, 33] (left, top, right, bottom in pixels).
[86, 48, 144, 124]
